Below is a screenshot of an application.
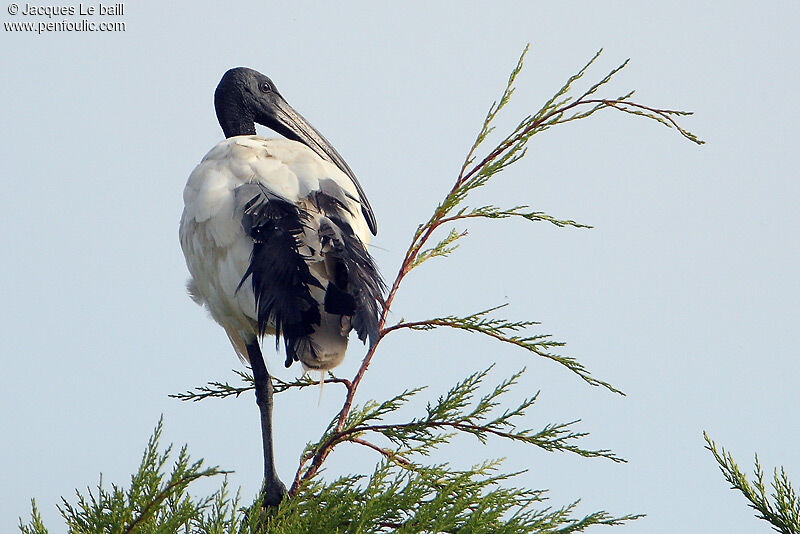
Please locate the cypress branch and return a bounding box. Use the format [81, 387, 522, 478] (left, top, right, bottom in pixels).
[21, 418, 229, 533]
[384, 305, 622, 394]
[705, 432, 800, 534]
[170, 369, 352, 402]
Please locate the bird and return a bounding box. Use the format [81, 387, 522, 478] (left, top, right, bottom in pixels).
[179, 67, 383, 507]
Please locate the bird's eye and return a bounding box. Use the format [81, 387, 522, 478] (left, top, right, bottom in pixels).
[259, 81, 272, 93]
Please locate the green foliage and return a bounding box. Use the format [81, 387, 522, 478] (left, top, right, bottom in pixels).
[387, 304, 622, 394]
[19, 418, 231, 534]
[705, 433, 800, 534]
[21, 46, 703, 532]
[169, 369, 348, 403]
[22, 373, 640, 534]
[250, 458, 641, 533]
[291, 366, 625, 494]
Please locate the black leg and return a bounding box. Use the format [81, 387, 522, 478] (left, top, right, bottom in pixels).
[246, 340, 287, 508]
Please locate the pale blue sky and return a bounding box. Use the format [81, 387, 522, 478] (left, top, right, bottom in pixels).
[2, 1, 799, 532]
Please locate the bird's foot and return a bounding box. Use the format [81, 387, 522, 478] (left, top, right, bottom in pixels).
[261, 476, 288, 508]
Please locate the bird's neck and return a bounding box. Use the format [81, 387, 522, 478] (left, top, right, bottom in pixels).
[215, 93, 256, 138]
[218, 111, 256, 138]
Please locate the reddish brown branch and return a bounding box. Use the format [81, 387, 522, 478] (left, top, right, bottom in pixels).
[287, 91, 692, 496]
[382, 319, 549, 359]
[289, 96, 573, 494]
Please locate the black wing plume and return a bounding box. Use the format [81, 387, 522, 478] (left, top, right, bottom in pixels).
[236, 184, 322, 367]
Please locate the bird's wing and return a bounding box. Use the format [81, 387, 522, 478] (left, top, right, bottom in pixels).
[234, 179, 384, 369]
[313, 179, 385, 347]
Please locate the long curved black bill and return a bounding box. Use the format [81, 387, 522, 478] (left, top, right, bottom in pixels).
[268, 97, 377, 235]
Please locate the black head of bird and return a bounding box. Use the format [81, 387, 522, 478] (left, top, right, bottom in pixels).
[214, 67, 377, 234]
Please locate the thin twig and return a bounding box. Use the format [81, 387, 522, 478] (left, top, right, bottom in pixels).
[350, 437, 411, 466]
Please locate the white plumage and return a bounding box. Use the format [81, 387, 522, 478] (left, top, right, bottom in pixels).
[180, 135, 372, 370]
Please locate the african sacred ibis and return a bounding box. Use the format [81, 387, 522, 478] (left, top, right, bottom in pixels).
[179, 67, 383, 507]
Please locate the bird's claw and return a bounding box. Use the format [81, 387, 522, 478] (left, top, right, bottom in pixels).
[261, 476, 288, 508]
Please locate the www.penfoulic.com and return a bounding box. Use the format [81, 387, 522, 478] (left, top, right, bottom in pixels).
[4, 3, 126, 33]
[5, 19, 125, 32]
